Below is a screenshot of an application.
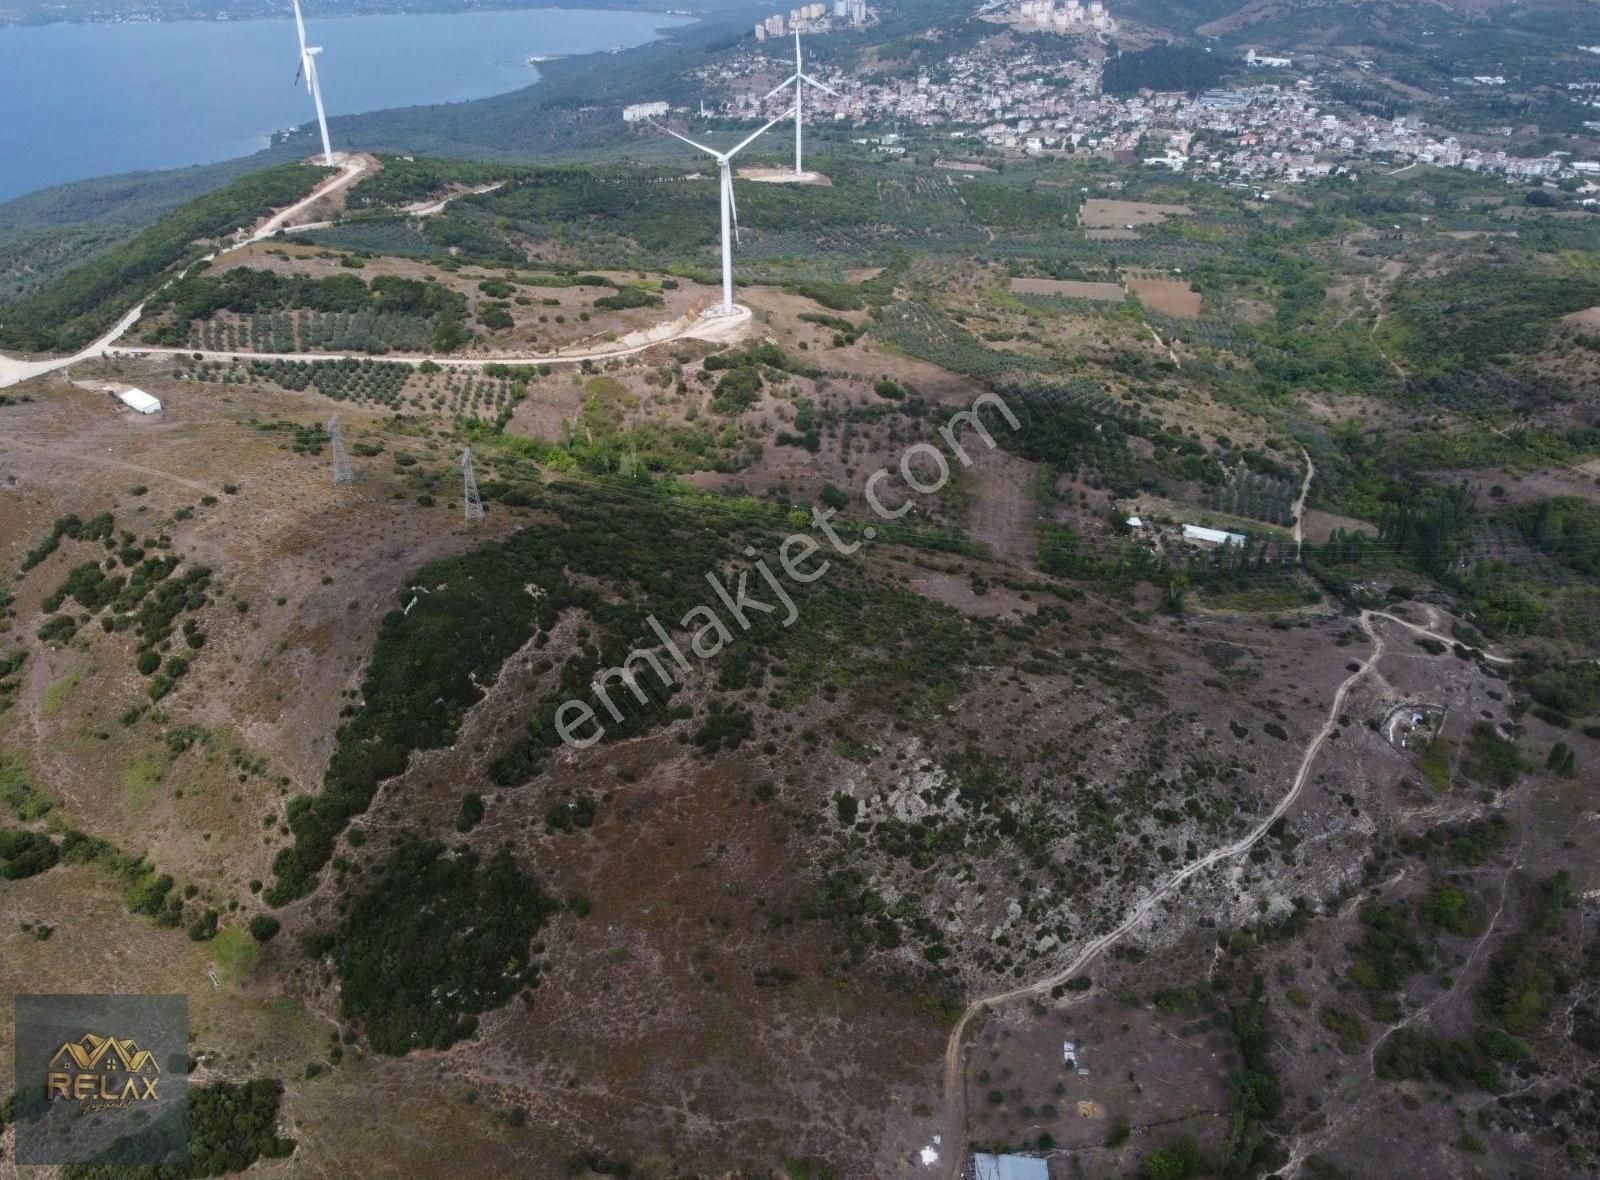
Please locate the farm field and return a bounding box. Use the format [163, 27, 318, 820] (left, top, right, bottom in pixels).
[1126, 274, 1202, 317]
[1079, 197, 1193, 228]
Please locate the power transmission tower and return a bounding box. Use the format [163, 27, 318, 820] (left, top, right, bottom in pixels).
[328, 413, 354, 485]
[461, 447, 483, 523]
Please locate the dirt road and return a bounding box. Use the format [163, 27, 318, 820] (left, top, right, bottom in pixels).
[402, 181, 504, 218]
[0, 159, 753, 392]
[245, 155, 368, 243]
[0, 157, 368, 390]
[1365, 609, 1511, 664]
[1293, 446, 1314, 560]
[111, 304, 754, 372]
[1145, 322, 1181, 368]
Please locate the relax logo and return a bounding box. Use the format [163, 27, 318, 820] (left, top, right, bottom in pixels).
[15, 994, 187, 1165]
[46, 1033, 162, 1106]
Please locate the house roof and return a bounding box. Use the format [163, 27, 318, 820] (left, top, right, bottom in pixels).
[972, 1154, 1050, 1180]
[1182, 523, 1246, 546]
[118, 388, 161, 413]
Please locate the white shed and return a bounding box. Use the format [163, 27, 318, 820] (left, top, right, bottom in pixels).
[118, 389, 161, 415]
[1183, 523, 1246, 547]
[972, 1154, 1049, 1180]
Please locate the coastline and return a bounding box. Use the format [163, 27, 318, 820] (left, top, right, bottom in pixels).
[0, 1, 701, 29]
[0, 5, 698, 202]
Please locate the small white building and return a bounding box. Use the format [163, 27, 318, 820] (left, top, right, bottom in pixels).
[1183, 523, 1247, 547]
[1245, 48, 1293, 68]
[971, 1153, 1050, 1180]
[118, 389, 161, 415]
[622, 101, 669, 124]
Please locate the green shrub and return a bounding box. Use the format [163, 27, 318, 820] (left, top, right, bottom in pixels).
[332, 838, 555, 1055]
[455, 792, 486, 833]
[1139, 1136, 1207, 1180]
[0, 829, 60, 880]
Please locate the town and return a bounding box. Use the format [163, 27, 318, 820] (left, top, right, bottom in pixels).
[682, 33, 1600, 194]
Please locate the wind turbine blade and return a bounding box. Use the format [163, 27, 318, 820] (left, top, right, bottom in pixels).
[727, 171, 740, 245]
[294, 58, 304, 86]
[727, 109, 793, 160]
[291, 0, 309, 52]
[800, 73, 838, 96]
[649, 120, 721, 157]
[763, 75, 799, 100]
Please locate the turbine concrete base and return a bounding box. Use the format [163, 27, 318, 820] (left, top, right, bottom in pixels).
[687, 303, 754, 344]
[735, 167, 833, 186]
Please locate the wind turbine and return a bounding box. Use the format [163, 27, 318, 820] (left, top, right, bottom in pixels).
[763, 29, 837, 179]
[650, 111, 791, 317]
[291, 0, 334, 166]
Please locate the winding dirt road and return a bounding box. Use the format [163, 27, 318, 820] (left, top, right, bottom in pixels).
[931, 608, 1506, 1177]
[1292, 446, 1314, 560]
[108, 304, 753, 371]
[1, 158, 753, 389]
[0, 157, 368, 390]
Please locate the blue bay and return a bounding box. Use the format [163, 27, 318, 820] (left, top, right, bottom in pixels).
[0, 7, 693, 201]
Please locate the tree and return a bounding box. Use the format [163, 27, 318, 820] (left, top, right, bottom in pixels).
[1546, 742, 1576, 777]
[1162, 574, 1189, 616]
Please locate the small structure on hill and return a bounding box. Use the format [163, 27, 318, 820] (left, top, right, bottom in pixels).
[117, 388, 161, 415]
[970, 1152, 1049, 1180]
[623, 101, 669, 123]
[328, 413, 354, 485]
[1183, 523, 1246, 547]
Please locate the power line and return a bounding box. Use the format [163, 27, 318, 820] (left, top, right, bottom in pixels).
[328, 413, 354, 485]
[461, 446, 484, 523]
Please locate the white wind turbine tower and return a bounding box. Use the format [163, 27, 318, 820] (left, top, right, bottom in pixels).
[764, 29, 837, 179]
[291, 0, 335, 166]
[650, 110, 791, 317]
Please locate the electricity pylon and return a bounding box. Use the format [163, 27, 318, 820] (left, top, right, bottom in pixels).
[328, 413, 353, 485]
[461, 447, 483, 522]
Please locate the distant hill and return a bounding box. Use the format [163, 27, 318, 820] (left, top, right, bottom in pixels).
[1113, 0, 1600, 47]
[1119, 0, 1600, 54]
[1102, 44, 1231, 95]
[1114, 0, 1600, 139]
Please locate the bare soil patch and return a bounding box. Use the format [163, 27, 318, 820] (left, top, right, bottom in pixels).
[967, 446, 1039, 563]
[908, 569, 1036, 618]
[1300, 508, 1378, 544]
[737, 167, 833, 186]
[1561, 305, 1600, 334]
[1080, 198, 1192, 229]
[1126, 276, 1202, 318]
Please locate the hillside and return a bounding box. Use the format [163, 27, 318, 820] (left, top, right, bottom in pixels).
[0, 134, 1597, 1178]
